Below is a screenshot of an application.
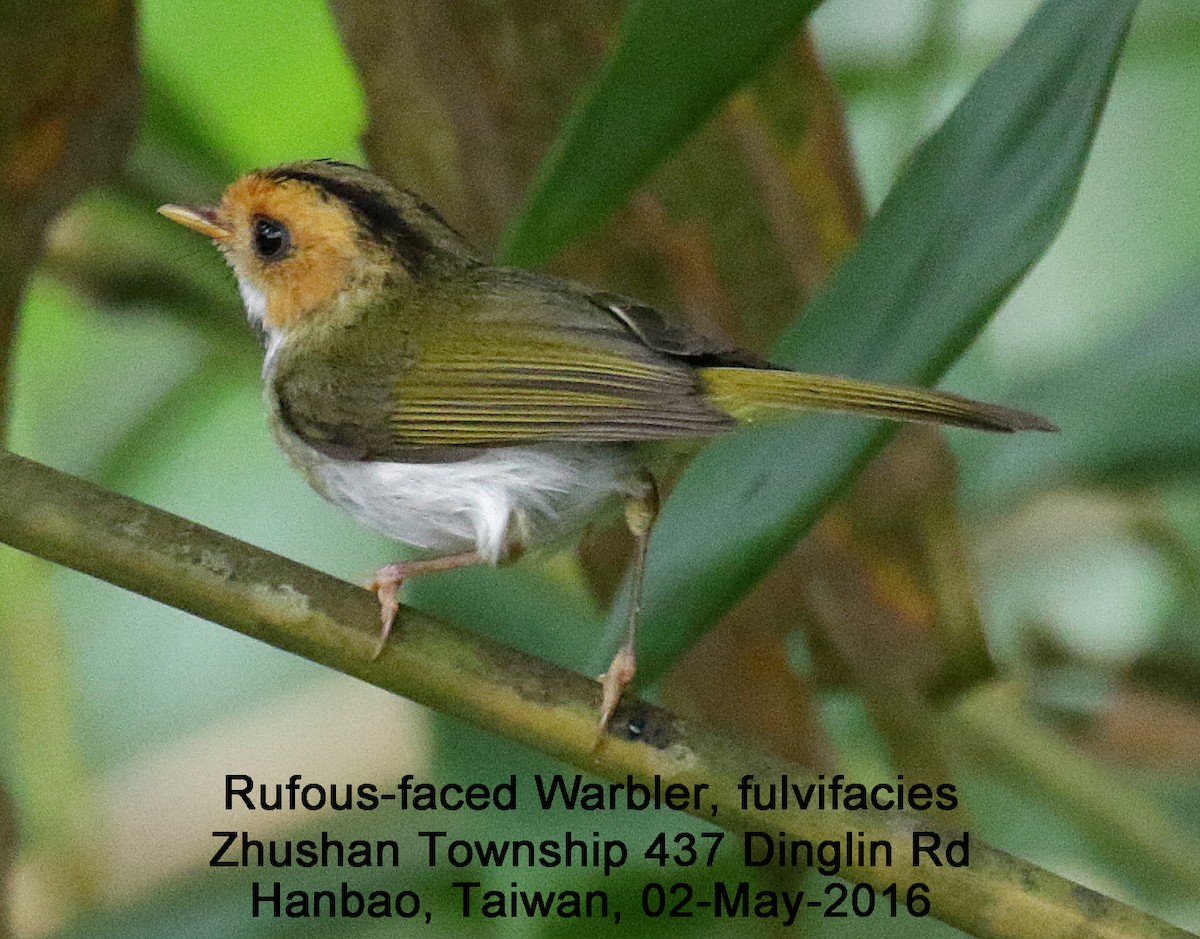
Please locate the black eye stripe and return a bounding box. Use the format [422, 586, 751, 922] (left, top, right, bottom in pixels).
[252, 216, 291, 261]
[265, 168, 437, 275]
[270, 171, 407, 238]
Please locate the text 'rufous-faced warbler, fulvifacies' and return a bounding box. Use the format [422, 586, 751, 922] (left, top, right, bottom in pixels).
[159, 159, 1054, 732]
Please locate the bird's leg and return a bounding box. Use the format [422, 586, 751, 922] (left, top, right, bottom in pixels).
[367, 550, 492, 659]
[598, 473, 660, 733]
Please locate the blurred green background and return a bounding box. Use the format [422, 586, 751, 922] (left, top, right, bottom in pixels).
[1, 0, 1199, 936]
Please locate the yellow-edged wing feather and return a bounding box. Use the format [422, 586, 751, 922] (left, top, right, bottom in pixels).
[387, 331, 736, 447]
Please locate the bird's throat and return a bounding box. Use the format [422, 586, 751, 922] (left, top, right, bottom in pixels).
[238, 278, 269, 327]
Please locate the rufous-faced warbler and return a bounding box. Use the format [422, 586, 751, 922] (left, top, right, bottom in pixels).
[159, 159, 1054, 731]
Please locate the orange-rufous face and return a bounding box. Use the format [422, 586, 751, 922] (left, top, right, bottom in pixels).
[160, 172, 383, 331]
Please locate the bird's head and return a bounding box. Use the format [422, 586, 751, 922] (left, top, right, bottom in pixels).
[159, 160, 476, 335]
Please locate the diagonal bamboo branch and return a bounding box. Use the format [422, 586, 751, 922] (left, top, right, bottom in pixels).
[0, 448, 1192, 939]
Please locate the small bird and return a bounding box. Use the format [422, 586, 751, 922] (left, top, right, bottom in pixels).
[160, 160, 1054, 732]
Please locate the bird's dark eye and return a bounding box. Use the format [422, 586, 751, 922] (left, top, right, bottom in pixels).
[251, 216, 291, 261]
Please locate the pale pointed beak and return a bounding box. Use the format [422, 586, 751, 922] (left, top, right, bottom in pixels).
[157, 203, 231, 240]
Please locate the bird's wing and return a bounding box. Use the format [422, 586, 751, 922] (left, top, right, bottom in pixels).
[583, 289, 770, 368]
[271, 274, 738, 461]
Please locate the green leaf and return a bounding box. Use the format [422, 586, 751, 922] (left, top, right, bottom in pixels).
[499, 0, 823, 266]
[961, 283, 1200, 502]
[620, 0, 1139, 681]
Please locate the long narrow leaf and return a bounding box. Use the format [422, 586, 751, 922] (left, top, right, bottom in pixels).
[962, 283, 1200, 501]
[500, 0, 823, 266]
[624, 0, 1139, 680]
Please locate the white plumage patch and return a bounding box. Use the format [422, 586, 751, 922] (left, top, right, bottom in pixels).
[262, 329, 284, 379]
[296, 443, 635, 563]
[238, 278, 269, 327]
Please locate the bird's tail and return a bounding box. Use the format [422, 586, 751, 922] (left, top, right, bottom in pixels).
[699, 367, 1056, 434]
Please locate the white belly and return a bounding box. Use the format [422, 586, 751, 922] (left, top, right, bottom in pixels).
[282, 435, 636, 563]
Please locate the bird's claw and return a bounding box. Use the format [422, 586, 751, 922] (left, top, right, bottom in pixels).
[596, 645, 637, 738]
[366, 567, 403, 660]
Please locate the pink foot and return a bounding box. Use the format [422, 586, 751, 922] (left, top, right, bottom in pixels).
[365, 564, 404, 660]
[596, 645, 637, 734]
